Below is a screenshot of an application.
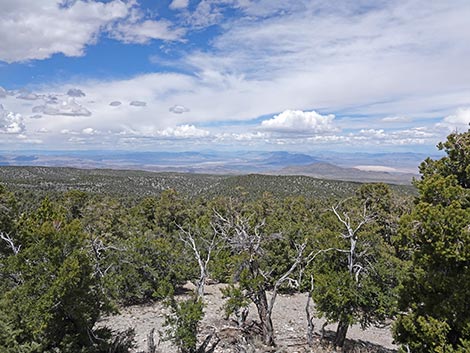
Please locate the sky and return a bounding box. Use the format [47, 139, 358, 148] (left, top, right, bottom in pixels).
[1, 0, 470, 153]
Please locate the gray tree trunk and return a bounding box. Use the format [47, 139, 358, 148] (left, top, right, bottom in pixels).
[254, 289, 275, 346]
[333, 318, 349, 348]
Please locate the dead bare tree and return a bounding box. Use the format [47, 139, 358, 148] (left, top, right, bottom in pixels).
[213, 209, 309, 347]
[332, 200, 374, 282]
[330, 199, 375, 347]
[305, 274, 315, 347]
[300, 247, 337, 347]
[0, 231, 23, 285]
[177, 223, 221, 299]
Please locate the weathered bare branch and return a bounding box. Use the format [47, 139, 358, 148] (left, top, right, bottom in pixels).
[0, 232, 21, 255]
[267, 242, 307, 316]
[306, 275, 315, 347]
[88, 235, 124, 278]
[177, 223, 221, 298]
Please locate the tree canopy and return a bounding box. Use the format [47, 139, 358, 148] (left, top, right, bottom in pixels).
[394, 130, 470, 352]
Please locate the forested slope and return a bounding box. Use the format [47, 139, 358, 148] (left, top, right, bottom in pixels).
[0, 166, 416, 200]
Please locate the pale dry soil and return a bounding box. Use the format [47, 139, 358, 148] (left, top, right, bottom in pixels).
[99, 283, 397, 353]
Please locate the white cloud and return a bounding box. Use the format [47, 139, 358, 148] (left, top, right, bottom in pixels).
[181, 0, 470, 122]
[261, 110, 336, 134]
[82, 127, 98, 135]
[0, 0, 130, 62]
[438, 108, 470, 131]
[16, 92, 40, 100]
[157, 125, 210, 138]
[169, 104, 190, 114]
[109, 18, 185, 44]
[0, 104, 25, 134]
[3, 0, 470, 151]
[16, 134, 43, 144]
[352, 127, 437, 146]
[0, 87, 7, 97]
[169, 0, 189, 10]
[216, 131, 269, 142]
[68, 136, 87, 143]
[33, 98, 91, 117]
[186, 0, 224, 28]
[381, 116, 411, 123]
[358, 129, 387, 139]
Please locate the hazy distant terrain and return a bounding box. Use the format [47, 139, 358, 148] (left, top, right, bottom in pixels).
[0, 166, 416, 200]
[0, 150, 429, 184]
[273, 162, 416, 184]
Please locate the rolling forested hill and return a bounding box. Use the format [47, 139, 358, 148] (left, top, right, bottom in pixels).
[0, 166, 416, 201]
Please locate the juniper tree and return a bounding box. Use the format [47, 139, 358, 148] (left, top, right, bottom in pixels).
[394, 130, 470, 352]
[312, 184, 403, 347]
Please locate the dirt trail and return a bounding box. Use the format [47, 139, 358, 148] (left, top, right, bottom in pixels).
[100, 283, 397, 352]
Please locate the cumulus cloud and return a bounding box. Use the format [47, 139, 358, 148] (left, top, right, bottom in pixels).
[216, 131, 268, 142]
[82, 127, 98, 135]
[34, 98, 92, 117]
[0, 0, 130, 62]
[169, 104, 190, 114]
[67, 88, 86, 97]
[438, 108, 470, 131]
[169, 0, 189, 10]
[0, 104, 25, 134]
[261, 110, 336, 134]
[352, 127, 436, 145]
[157, 125, 209, 138]
[130, 100, 147, 107]
[358, 129, 387, 139]
[109, 101, 122, 106]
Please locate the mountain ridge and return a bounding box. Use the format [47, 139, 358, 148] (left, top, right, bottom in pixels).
[0, 150, 424, 184]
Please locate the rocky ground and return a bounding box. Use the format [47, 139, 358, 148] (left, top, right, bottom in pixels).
[99, 283, 398, 353]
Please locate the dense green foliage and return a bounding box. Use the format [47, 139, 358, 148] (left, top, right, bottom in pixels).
[164, 297, 205, 353]
[311, 184, 406, 347]
[394, 130, 470, 352]
[0, 194, 115, 352]
[0, 166, 416, 201]
[8, 159, 462, 351]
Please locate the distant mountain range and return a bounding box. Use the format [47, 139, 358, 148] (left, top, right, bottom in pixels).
[0, 150, 434, 184]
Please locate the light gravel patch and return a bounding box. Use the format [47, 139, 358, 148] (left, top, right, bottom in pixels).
[99, 283, 398, 353]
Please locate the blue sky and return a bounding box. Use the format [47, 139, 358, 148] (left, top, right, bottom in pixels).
[1, 0, 470, 154]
